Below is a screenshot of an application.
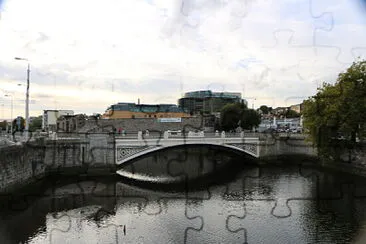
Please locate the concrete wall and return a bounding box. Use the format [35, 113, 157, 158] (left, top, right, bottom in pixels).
[0, 144, 46, 192]
[0, 133, 116, 193]
[259, 136, 317, 160]
[44, 134, 116, 174]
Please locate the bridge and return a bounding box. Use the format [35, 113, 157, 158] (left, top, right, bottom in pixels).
[115, 131, 260, 165]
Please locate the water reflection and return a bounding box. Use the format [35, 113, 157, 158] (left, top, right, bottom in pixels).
[0, 146, 366, 243]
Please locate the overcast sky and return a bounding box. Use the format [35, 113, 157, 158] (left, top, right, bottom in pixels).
[0, 0, 366, 119]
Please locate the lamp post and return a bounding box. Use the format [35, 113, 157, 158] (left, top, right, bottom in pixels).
[15, 57, 30, 141]
[4, 94, 13, 133]
[252, 98, 256, 110]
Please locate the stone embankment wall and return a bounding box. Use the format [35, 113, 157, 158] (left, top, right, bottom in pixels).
[259, 136, 318, 161]
[0, 133, 115, 193]
[44, 133, 115, 174]
[0, 143, 47, 192]
[77, 117, 204, 133]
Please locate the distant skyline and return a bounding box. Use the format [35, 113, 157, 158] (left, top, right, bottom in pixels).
[1, 0, 366, 120]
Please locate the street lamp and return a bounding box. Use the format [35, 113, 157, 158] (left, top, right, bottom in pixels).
[15, 57, 30, 141]
[4, 94, 13, 133]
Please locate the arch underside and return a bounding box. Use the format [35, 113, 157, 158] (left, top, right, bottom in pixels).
[115, 143, 259, 166]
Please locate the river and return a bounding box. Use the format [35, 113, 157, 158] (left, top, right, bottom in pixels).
[1, 145, 366, 243]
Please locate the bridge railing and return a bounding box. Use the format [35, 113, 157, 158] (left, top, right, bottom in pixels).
[114, 130, 263, 140]
[40, 130, 305, 141]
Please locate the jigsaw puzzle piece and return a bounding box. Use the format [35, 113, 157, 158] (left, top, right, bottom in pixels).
[242, 165, 317, 217]
[228, 199, 339, 243]
[116, 181, 179, 215]
[233, 0, 333, 47]
[298, 162, 352, 200]
[114, 188, 202, 243]
[48, 214, 124, 244]
[312, 0, 366, 64]
[185, 185, 246, 243]
[297, 46, 348, 90]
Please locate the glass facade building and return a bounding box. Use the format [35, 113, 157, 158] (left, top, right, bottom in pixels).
[178, 90, 246, 115]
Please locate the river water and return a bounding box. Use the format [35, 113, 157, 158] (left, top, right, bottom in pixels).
[1, 146, 366, 244]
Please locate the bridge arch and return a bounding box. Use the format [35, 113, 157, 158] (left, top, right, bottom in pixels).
[115, 140, 259, 167]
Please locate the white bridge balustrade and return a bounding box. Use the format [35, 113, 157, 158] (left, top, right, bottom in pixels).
[115, 131, 260, 165]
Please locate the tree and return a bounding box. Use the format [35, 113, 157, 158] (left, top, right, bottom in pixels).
[285, 109, 300, 118]
[29, 116, 43, 132]
[12, 117, 25, 132]
[0, 120, 8, 131]
[241, 109, 261, 130]
[220, 102, 261, 131]
[303, 59, 366, 160]
[220, 103, 243, 131]
[259, 105, 270, 114]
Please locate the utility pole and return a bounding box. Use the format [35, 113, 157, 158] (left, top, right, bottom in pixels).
[15, 57, 30, 141]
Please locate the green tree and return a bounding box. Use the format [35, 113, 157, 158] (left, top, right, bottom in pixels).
[220, 103, 261, 131]
[12, 117, 25, 132]
[259, 105, 270, 114]
[285, 109, 300, 118]
[220, 103, 243, 131]
[29, 115, 43, 132]
[0, 120, 8, 131]
[241, 109, 261, 130]
[303, 59, 366, 160]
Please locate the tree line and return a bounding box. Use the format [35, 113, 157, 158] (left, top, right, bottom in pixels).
[303, 59, 366, 161]
[0, 115, 42, 133]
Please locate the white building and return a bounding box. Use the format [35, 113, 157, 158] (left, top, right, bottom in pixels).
[42, 110, 74, 131]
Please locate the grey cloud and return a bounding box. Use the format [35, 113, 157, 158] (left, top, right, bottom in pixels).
[24, 32, 50, 51]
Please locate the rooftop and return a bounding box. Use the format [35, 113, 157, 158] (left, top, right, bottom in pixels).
[183, 90, 242, 99]
[107, 103, 185, 113]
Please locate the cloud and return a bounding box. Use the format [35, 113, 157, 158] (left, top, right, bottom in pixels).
[0, 0, 365, 119]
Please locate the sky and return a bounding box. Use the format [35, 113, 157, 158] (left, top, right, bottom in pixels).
[0, 0, 366, 119]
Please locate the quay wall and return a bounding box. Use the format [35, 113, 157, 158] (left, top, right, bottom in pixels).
[259, 136, 318, 161]
[0, 134, 116, 193]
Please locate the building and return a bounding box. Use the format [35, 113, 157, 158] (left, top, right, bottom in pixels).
[272, 107, 289, 117]
[290, 103, 304, 114]
[178, 90, 247, 115]
[42, 110, 74, 131]
[102, 103, 190, 119]
[56, 114, 87, 133]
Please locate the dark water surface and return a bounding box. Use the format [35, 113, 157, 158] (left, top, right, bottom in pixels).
[1, 146, 366, 244]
